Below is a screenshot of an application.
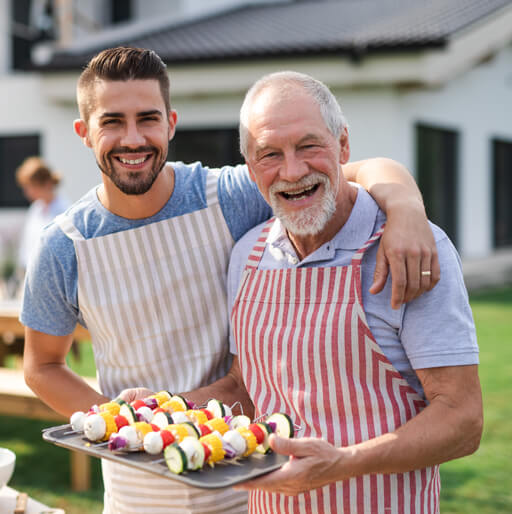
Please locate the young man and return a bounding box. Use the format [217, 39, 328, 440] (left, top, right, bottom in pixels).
[22, 48, 439, 513]
[224, 71, 482, 513]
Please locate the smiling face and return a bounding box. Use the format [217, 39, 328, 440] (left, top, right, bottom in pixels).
[245, 84, 350, 239]
[75, 79, 176, 196]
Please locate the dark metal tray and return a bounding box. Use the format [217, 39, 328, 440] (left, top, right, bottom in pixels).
[42, 424, 288, 489]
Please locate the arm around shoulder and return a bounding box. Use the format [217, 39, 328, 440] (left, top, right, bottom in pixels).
[344, 158, 440, 308]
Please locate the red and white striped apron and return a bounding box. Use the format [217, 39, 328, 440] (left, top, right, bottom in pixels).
[57, 171, 248, 513]
[231, 219, 440, 514]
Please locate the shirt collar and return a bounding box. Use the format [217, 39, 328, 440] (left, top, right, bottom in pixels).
[267, 184, 380, 259]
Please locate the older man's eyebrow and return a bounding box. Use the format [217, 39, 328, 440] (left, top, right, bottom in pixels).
[298, 134, 323, 144]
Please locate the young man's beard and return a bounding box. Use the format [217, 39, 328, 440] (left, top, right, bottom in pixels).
[269, 172, 337, 237]
[98, 146, 167, 195]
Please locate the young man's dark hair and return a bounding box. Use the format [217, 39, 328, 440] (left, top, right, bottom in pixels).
[77, 46, 171, 122]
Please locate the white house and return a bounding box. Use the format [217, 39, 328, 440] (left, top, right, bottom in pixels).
[0, 0, 511, 276]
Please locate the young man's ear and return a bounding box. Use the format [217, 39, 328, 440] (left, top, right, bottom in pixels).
[73, 119, 91, 147]
[167, 109, 178, 142]
[339, 127, 350, 165]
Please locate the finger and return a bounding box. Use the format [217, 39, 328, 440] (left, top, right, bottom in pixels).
[403, 249, 421, 303]
[429, 247, 441, 290]
[369, 244, 389, 295]
[270, 435, 318, 459]
[388, 250, 407, 309]
[417, 250, 433, 297]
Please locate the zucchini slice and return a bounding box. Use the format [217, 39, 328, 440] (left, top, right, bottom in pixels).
[206, 399, 225, 418]
[152, 411, 174, 430]
[119, 403, 137, 424]
[182, 421, 200, 438]
[169, 394, 189, 410]
[229, 414, 251, 430]
[180, 436, 206, 470]
[266, 413, 294, 438]
[164, 443, 188, 474]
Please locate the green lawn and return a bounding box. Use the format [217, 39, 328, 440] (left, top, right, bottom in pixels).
[1, 288, 511, 512]
[439, 288, 512, 513]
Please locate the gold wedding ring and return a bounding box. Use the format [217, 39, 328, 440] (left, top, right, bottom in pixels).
[421, 270, 432, 277]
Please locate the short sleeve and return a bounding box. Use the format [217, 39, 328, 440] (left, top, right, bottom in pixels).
[20, 227, 82, 336]
[217, 165, 272, 241]
[400, 233, 479, 369]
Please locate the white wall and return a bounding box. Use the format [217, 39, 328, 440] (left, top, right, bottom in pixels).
[399, 44, 512, 257]
[0, 0, 10, 75]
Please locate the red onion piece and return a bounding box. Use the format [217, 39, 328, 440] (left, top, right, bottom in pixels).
[223, 443, 236, 459]
[144, 398, 158, 410]
[108, 435, 128, 451]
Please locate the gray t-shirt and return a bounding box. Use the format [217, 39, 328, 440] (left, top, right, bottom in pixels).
[21, 161, 272, 336]
[227, 186, 478, 398]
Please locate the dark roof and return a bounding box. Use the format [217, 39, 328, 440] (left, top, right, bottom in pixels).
[39, 0, 512, 70]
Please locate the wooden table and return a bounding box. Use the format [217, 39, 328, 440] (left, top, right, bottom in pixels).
[0, 300, 90, 365]
[0, 302, 95, 492]
[0, 368, 99, 492]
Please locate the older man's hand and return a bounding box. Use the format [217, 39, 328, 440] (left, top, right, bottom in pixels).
[369, 194, 440, 309]
[116, 386, 155, 403]
[234, 435, 346, 495]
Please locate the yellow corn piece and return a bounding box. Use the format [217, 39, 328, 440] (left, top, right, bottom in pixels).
[150, 391, 172, 406]
[132, 422, 154, 438]
[200, 434, 225, 466]
[237, 427, 257, 457]
[99, 411, 118, 441]
[99, 401, 121, 416]
[205, 417, 229, 435]
[167, 423, 189, 442]
[161, 398, 186, 413]
[186, 409, 208, 425]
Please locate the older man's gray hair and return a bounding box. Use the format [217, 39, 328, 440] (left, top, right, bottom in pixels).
[239, 71, 348, 157]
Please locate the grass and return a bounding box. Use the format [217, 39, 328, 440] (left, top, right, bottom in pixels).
[1, 288, 511, 512]
[439, 288, 512, 513]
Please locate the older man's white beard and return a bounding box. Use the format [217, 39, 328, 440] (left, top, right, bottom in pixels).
[269, 173, 337, 237]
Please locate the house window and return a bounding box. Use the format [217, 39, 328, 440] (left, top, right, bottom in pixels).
[0, 134, 40, 208]
[110, 0, 132, 24]
[493, 139, 512, 248]
[11, 0, 55, 70]
[168, 128, 242, 169]
[415, 124, 459, 246]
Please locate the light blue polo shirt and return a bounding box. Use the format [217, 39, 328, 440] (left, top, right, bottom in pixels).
[228, 186, 479, 398]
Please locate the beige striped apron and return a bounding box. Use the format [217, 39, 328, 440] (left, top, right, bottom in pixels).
[231, 219, 440, 513]
[57, 171, 248, 513]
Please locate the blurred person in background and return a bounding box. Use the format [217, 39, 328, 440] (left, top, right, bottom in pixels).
[16, 156, 69, 274]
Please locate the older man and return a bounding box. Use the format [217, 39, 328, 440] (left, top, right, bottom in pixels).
[224, 72, 482, 513]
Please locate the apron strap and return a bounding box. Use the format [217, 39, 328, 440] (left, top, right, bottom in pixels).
[205, 169, 220, 205]
[244, 217, 275, 270]
[54, 213, 85, 241]
[350, 223, 386, 266]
